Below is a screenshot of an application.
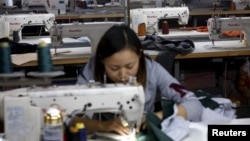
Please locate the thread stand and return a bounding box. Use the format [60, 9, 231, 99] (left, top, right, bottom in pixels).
[27, 71, 65, 78]
[0, 72, 24, 78]
[0, 72, 54, 87]
[0, 78, 52, 87]
[0, 72, 24, 86]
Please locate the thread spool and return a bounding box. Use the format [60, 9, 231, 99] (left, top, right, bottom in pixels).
[43, 107, 64, 141]
[162, 21, 169, 34]
[76, 123, 87, 141]
[37, 41, 53, 72]
[138, 23, 147, 36]
[0, 42, 13, 74]
[69, 126, 80, 141]
[231, 2, 236, 10]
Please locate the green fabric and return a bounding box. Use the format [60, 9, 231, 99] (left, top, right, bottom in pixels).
[136, 132, 156, 141]
[161, 99, 175, 119]
[136, 99, 174, 141]
[137, 91, 221, 141]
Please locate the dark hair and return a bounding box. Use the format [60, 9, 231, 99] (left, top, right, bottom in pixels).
[94, 24, 147, 88]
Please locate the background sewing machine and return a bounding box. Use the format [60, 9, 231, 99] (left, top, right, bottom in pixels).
[207, 16, 250, 47]
[0, 82, 145, 141]
[23, 0, 68, 15]
[50, 21, 123, 54]
[0, 13, 55, 40]
[183, 0, 232, 11]
[130, 6, 189, 34]
[233, 0, 250, 10]
[0, 0, 68, 15]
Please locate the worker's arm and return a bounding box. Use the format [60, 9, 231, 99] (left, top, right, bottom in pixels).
[155, 104, 187, 120]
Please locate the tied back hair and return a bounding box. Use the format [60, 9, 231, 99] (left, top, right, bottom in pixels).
[94, 24, 147, 88]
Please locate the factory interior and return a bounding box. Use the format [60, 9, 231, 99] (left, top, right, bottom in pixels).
[0, 0, 250, 141]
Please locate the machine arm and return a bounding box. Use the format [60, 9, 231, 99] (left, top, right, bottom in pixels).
[50, 21, 123, 54]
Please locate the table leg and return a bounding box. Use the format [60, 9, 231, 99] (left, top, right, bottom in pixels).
[174, 60, 180, 81]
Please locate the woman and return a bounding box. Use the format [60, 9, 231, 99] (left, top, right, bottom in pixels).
[74, 24, 203, 135]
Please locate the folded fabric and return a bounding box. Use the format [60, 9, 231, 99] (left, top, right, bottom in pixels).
[161, 104, 190, 141]
[137, 99, 191, 141]
[137, 111, 173, 141]
[211, 97, 237, 119]
[201, 107, 232, 124]
[137, 99, 176, 141]
[141, 35, 195, 55]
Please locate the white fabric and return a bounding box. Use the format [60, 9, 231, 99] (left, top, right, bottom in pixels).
[201, 97, 236, 124]
[161, 104, 190, 141]
[212, 97, 237, 119]
[161, 97, 236, 141]
[201, 108, 232, 124]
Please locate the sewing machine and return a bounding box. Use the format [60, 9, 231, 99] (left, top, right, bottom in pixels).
[22, 0, 68, 15]
[165, 0, 184, 6]
[50, 21, 123, 54]
[233, 0, 250, 10]
[183, 0, 232, 10]
[0, 13, 55, 40]
[207, 16, 250, 46]
[0, 82, 145, 141]
[130, 6, 189, 34]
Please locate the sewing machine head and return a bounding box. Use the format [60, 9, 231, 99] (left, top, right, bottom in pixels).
[130, 6, 189, 34]
[207, 16, 250, 46]
[0, 13, 55, 40]
[233, 0, 250, 10]
[21, 0, 68, 15]
[0, 82, 145, 141]
[49, 21, 123, 54]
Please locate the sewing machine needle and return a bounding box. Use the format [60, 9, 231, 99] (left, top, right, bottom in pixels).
[212, 40, 215, 47]
[54, 47, 57, 55]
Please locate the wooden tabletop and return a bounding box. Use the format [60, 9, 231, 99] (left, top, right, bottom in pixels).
[189, 10, 250, 16]
[55, 13, 124, 20]
[13, 40, 250, 67]
[54, 10, 250, 20]
[145, 41, 250, 59]
[13, 30, 250, 67]
[176, 40, 250, 59]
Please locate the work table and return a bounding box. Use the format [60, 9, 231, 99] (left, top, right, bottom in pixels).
[12, 40, 250, 67]
[11, 29, 250, 68]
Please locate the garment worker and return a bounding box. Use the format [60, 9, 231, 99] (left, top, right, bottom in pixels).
[73, 24, 203, 135]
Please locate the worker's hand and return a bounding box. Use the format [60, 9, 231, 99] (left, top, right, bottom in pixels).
[101, 117, 131, 136]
